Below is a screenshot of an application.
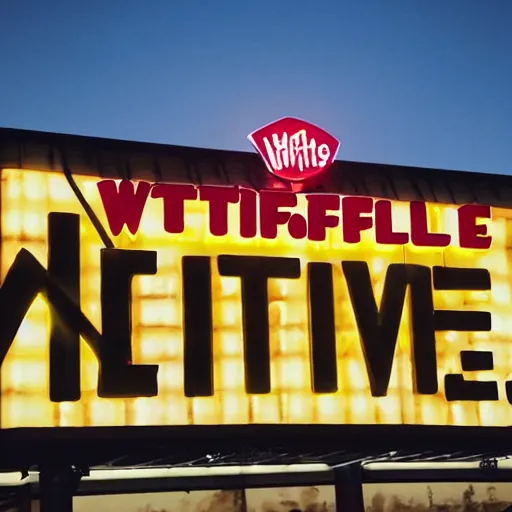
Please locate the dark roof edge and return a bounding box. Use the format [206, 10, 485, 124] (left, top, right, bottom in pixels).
[0, 126, 250, 159]
[1, 127, 512, 207]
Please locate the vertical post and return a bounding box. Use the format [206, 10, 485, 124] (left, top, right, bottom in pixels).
[18, 477, 32, 512]
[39, 466, 81, 512]
[334, 463, 365, 512]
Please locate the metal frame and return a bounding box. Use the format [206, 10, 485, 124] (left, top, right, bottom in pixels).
[363, 463, 512, 484]
[0, 425, 511, 511]
[31, 469, 334, 497]
[20, 458, 512, 512]
[1, 424, 512, 470]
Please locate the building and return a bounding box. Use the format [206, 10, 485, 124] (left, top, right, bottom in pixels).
[0, 122, 512, 512]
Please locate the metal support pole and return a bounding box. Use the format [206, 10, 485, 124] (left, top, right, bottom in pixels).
[334, 463, 365, 512]
[18, 478, 32, 512]
[39, 465, 85, 512]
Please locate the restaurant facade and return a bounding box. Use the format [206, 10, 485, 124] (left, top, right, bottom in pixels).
[0, 119, 512, 511]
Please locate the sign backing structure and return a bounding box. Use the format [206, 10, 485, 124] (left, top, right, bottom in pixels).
[0, 125, 511, 471]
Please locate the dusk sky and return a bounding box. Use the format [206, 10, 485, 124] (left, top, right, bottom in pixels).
[1, 1, 511, 174]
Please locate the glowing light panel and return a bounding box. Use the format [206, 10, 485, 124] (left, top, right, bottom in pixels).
[1, 168, 512, 428]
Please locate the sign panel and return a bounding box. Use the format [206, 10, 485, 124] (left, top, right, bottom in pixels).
[247, 117, 340, 185]
[0, 166, 511, 429]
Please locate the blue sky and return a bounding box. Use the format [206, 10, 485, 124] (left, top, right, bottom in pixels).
[1, 0, 511, 174]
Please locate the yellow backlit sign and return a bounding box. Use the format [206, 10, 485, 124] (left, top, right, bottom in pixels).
[1, 168, 511, 429]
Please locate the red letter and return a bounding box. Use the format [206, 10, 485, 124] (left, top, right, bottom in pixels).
[150, 184, 197, 234]
[97, 179, 151, 236]
[199, 186, 239, 237]
[458, 204, 492, 249]
[375, 200, 409, 245]
[410, 202, 450, 247]
[259, 190, 296, 239]
[288, 214, 308, 239]
[342, 196, 373, 243]
[240, 188, 257, 238]
[306, 194, 340, 241]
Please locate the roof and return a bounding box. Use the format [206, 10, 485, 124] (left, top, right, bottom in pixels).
[1, 127, 512, 207]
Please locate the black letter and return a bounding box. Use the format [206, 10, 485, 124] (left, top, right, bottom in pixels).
[98, 249, 159, 398]
[0, 214, 125, 404]
[182, 256, 213, 397]
[342, 262, 437, 397]
[218, 255, 301, 394]
[0, 246, 103, 404]
[433, 266, 496, 401]
[308, 262, 337, 393]
[0, 251, 49, 368]
[48, 213, 81, 402]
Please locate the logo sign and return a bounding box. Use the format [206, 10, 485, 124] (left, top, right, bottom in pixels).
[248, 117, 340, 184]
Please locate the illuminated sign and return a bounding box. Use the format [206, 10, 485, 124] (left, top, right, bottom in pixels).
[247, 117, 340, 185]
[1, 166, 512, 430]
